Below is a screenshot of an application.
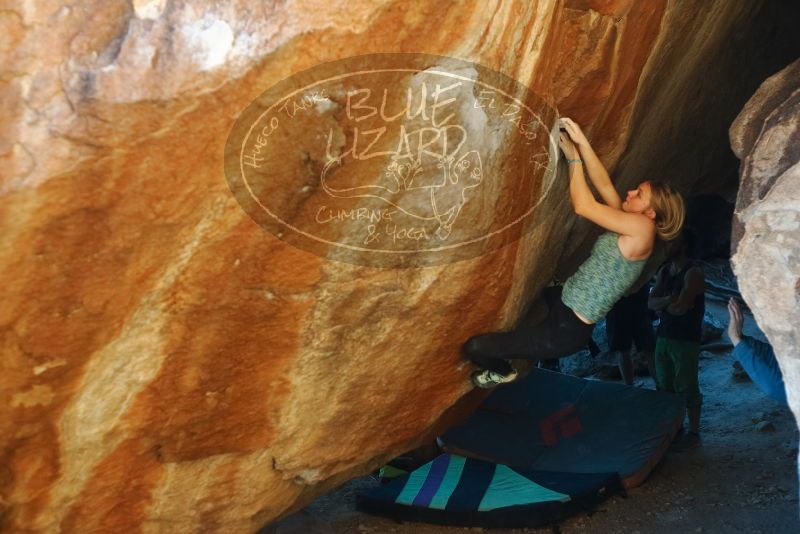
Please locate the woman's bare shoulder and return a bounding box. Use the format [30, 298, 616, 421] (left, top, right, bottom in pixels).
[622, 212, 656, 238]
[617, 217, 656, 259]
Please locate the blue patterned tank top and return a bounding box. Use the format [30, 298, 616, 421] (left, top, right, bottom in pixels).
[561, 232, 647, 323]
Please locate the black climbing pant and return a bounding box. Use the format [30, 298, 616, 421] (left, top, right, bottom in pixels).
[463, 286, 595, 374]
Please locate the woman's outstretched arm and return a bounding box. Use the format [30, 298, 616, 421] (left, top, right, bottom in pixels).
[560, 118, 622, 210]
[559, 132, 651, 238]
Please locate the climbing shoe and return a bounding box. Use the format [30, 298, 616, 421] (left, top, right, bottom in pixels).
[470, 368, 519, 389]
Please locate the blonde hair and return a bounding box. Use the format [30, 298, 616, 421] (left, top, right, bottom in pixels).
[648, 181, 685, 241]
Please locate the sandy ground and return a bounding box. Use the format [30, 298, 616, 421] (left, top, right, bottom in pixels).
[268, 297, 799, 534]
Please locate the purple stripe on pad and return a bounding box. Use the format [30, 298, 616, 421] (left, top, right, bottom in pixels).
[412, 454, 450, 506]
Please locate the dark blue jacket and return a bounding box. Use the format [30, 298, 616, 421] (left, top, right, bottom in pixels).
[732, 336, 787, 405]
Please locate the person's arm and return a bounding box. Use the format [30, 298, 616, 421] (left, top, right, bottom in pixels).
[559, 132, 651, 238]
[648, 266, 674, 310]
[560, 118, 622, 209]
[665, 267, 704, 315]
[648, 294, 674, 311]
[573, 185, 654, 238]
[727, 297, 744, 346]
[732, 337, 787, 405]
[726, 297, 787, 404]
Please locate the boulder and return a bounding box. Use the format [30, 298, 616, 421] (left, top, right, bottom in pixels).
[730, 58, 800, 451]
[2, 1, 799, 532]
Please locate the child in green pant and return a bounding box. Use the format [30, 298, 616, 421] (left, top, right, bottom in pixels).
[648, 231, 705, 448]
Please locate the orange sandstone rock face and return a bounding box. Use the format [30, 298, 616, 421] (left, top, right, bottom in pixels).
[0, 1, 796, 532]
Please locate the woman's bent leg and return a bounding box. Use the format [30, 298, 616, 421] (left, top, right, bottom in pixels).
[516, 294, 595, 361]
[464, 329, 533, 362]
[466, 344, 515, 375]
[464, 288, 594, 366]
[463, 288, 556, 370]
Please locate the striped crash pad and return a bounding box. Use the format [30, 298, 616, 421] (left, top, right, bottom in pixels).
[358, 453, 622, 528]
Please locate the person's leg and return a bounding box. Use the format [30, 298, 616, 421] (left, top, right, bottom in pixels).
[533, 286, 595, 359]
[465, 287, 593, 364]
[464, 326, 541, 362]
[464, 287, 555, 368]
[607, 295, 634, 384]
[517, 294, 550, 331]
[467, 349, 515, 375]
[466, 315, 556, 388]
[465, 287, 593, 388]
[643, 349, 657, 383]
[658, 338, 698, 439]
[687, 406, 701, 435]
[672, 340, 702, 434]
[654, 337, 675, 392]
[619, 349, 634, 386]
[635, 323, 657, 384]
[630, 285, 656, 383]
[464, 289, 557, 374]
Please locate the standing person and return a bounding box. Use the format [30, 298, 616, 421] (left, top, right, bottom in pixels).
[464, 117, 685, 388]
[648, 231, 705, 448]
[605, 281, 656, 385]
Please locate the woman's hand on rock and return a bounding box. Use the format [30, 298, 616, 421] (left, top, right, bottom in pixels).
[559, 117, 590, 147]
[558, 131, 580, 160]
